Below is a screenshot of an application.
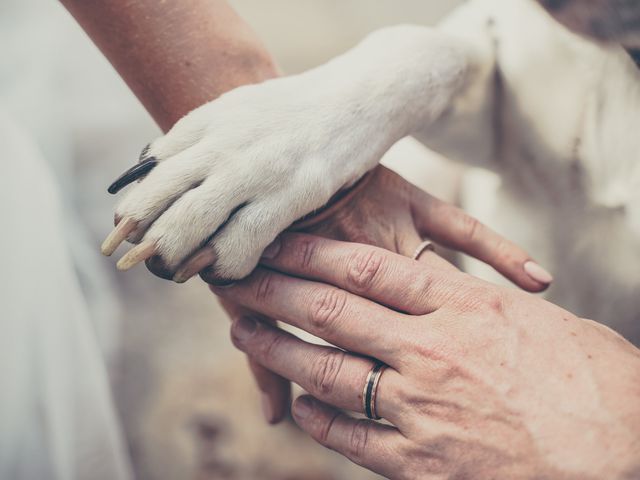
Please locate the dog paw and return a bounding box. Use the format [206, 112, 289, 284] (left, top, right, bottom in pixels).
[101, 75, 386, 282]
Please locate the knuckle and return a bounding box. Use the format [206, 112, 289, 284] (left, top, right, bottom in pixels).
[460, 214, 483, 245]
[478, 289, 506, 315]
[310, 350, 346, 396]
[346, 248, 385, 293]
[490, 236, 520, 267]
[347, 420, 372, 464]
[292, 236, 318, 271]
[316, 411, 339, 445]
[260, 330, 287, 363]
[254, 271, 276, 302]
[308, 287, 348, 333]
[405, 269, 439, 309]
[492, 237, 511, 262]
[412, 269, 435, 294]
[460, 285, 506, 317]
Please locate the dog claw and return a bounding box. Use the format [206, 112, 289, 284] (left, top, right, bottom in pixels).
[117, 241, 157, 271]
[101, 217, 137, 256]
[108, 157, 158, 194]
[173, 248, 217, 283]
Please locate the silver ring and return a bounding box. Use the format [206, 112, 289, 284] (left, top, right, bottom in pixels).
[411, 240, 435, 260]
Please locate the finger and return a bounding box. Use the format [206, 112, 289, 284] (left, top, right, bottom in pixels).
[215, 268, 408, 363]
[218, 298, 291, 425]
[116, 240, 157, 271]
[410, 189, 552, 292]
[258, 234, 460, 314]
[247, 358, 291, 425]
[230, 317, 407, 425]
[101, 216, 137, 256]
[292, 395, 406, 479]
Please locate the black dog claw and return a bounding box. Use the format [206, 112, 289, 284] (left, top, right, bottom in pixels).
[107, 157, 158, 194]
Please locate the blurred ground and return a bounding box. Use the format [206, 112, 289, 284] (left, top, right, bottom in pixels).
[2, 1, 460, 479]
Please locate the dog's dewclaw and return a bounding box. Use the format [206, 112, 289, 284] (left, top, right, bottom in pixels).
[107, 158, 158, 194]
[173, 248, 217, 283]
[116, 241, 157, 271]
[101, 217, 137, 256]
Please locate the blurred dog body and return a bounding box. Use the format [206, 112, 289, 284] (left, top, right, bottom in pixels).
[425, 0, 640, 341]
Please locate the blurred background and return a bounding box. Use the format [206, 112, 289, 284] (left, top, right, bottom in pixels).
[0, 1, 464, 479]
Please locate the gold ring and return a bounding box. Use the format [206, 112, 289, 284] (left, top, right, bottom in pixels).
[362, 361, 386, 420]
[411, 240, 435, 261]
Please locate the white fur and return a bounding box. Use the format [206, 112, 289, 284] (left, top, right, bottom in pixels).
[116, 26, 468, 279]
[115, 0, 640, 341]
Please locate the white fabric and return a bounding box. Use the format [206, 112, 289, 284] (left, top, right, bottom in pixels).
[0, 0, 134, 478]
[0, 113, 132, 480]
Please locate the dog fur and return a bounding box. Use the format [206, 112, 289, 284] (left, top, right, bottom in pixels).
[114, 0, 640, 341]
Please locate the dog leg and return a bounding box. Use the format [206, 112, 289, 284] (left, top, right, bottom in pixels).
[104, 25, 477, 282]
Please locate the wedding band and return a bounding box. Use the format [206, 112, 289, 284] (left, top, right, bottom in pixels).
[411, 240, 435, 260]
[362, 361, 386, 420]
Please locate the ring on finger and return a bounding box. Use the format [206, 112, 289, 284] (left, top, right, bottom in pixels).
[363, 360, 387, 420]
[411, 239, 435, 261]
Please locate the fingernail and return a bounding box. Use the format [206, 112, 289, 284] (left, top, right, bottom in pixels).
[232, 316, 257, 342]
[524, 261, 553, 284]
[261, 394, 276, 424]
[209, 280, 237, 293]
[261, 238, 281, 259]
[292, 397, 313, 420]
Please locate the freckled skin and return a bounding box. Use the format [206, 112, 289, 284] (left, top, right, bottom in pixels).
[60, 0, 279, 132]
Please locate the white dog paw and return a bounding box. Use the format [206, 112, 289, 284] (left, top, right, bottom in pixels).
[101, 76, 383, 282]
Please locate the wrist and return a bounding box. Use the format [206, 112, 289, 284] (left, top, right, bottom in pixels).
[217, 49, 280, 95]
[290, 168, 375, 231]
[322, 25, 470, 138]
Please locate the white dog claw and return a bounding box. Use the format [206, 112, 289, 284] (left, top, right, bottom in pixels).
[101, 217, 137, 256]
[173, 248, 217, 283]
[116, 241, 157, 271]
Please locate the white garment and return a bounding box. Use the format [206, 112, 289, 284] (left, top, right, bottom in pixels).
[0, 113, 132, 480]
[0, 0, 137, 478]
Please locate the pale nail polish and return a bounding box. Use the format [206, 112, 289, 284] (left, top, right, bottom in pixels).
[232, 317, 257, 342]
[524, 261, 553, 284]
[293, 397, 313, 420]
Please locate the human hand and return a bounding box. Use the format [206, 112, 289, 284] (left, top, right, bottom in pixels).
[214, 234, 640, 479]
[208, 166, 553, 423]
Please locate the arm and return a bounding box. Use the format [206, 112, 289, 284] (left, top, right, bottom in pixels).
[60, 0, 290, 422]
[60, 0, 279, 131]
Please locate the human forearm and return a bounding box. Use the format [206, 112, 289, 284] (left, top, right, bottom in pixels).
[60, 0, 279, 131]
